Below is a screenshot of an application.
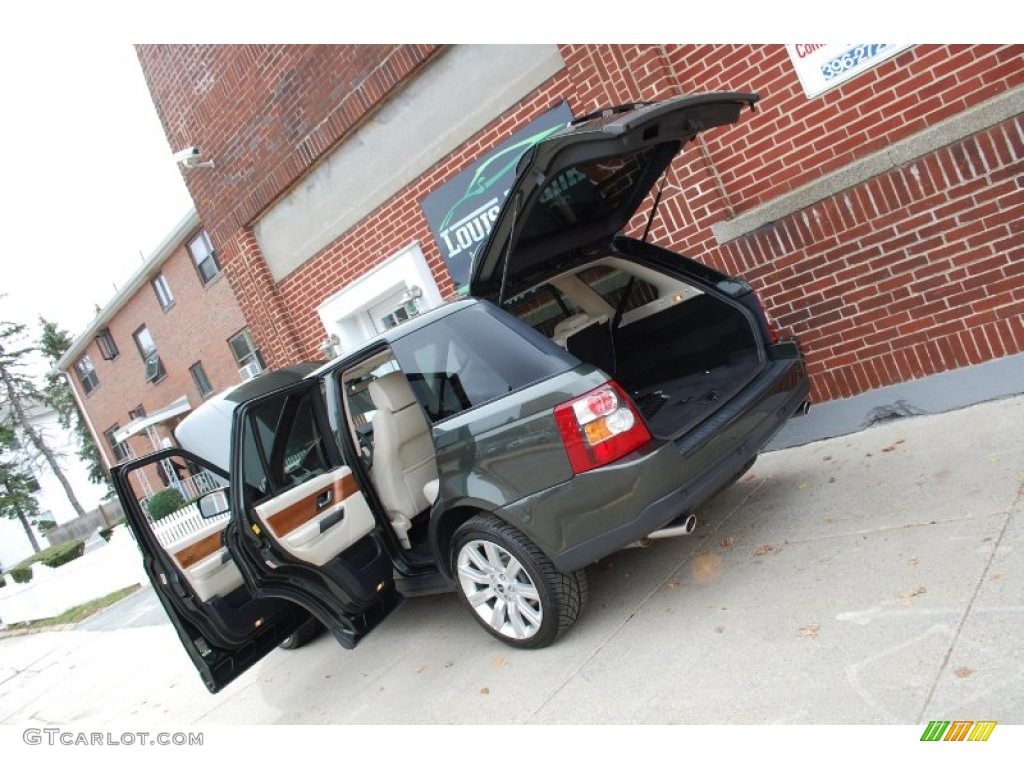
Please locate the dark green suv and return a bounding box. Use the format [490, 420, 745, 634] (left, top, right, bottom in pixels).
[115, 92, 810, 693]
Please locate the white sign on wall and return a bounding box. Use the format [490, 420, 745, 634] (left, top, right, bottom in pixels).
[786, 44, 914, 98]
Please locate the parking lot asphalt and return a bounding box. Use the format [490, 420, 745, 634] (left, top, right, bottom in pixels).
[1, 394, 1021, 726]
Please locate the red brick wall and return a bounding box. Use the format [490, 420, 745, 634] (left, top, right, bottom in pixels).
[136, 44, 1024, 403]
[67, 234, 251, 467]
[730, 117, 1024, 401]
[135, 44, 440, 366]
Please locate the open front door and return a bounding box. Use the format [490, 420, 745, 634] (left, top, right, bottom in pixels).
[114, 450, 308, 693]
[226, 378, 401, 650]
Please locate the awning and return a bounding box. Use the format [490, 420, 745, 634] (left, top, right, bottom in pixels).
[114, 395, 192, 443]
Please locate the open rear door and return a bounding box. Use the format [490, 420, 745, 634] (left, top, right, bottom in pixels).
[114, 378, 400, 693]
[114, 450, 308, 693]
[225, 377, 401, 650]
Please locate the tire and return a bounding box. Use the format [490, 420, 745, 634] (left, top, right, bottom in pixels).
[278, 617, 323, 650]
[451, 513, 587, 649]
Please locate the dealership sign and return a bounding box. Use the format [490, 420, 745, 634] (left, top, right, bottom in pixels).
[420, 101, 573, 287]
[787, 44, 913, 98]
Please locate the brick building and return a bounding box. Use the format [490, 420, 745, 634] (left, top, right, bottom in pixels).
[134, 44, 1024, 408]
[57, 209, 266, 498]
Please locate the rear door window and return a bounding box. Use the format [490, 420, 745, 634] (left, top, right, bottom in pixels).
[392, 304, 574, 422]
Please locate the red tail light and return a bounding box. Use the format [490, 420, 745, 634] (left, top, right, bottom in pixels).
[554, 381, 652, 474]
[753, 291, 779, 344]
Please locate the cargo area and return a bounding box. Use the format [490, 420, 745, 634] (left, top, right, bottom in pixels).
[507, 257, 764, 440]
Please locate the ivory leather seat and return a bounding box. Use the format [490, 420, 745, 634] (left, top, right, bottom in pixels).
[368, 371, 438, 548]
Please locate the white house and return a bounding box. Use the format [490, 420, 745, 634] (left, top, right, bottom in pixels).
[0, 400, 108, 569]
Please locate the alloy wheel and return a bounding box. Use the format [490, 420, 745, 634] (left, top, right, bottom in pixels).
[456, 539, 544, 640]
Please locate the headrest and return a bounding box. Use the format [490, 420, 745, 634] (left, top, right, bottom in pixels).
[368, 371, 417, 413]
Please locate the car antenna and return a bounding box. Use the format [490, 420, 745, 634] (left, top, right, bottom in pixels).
[497, 191, 522, 307]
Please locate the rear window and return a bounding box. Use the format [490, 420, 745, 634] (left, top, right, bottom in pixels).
[391, 304, 574, 422]
[519, 148, 656, 244]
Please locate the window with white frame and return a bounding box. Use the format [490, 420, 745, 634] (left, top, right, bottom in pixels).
[75, 355, 99, 394]
[152, 273, 174, 310]
[229, 328, 265, 372]
[188, 231, 221, 285]
[133, 326, 165, 383]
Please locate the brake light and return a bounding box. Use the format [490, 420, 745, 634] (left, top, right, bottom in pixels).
[753, 291, 779, 344]
[554, 382, 652, 474]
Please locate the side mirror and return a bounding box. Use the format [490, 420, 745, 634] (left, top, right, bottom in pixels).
[198, 488, 230, 519]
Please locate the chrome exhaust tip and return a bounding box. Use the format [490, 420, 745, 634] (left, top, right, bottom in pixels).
[625, 514, 698, 548]
[648, 513, 697, 540]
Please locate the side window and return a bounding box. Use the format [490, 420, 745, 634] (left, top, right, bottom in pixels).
[240, 388, 332, 505]
[392, 305, 574, 422]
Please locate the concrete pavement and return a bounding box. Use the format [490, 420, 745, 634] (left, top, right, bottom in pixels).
[1, 394, 1021, 725]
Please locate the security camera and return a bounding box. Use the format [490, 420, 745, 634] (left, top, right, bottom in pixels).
[172, 146, 201, 164]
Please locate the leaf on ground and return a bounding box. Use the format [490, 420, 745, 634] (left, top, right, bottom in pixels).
[480, 687, 490, 695]
[900, 586, 927, 598]
[715, 625, 725, 634]
[415, 664, 427, 674]
[989, 572, 1005, 581]
[493, 657, 508, 668]
[907, 556, 919, 566]
[797, 482, 809, 490]
[444, 661, 454, 668]
[664, 579, 684, 590]
[754, 544, 774, 556]
[954, 667, 973, 678]
[720, 537, 735, 549]
[882, 439, 906, 453]
[599, 561, 616, 571]
[987, 456, 1000, 463]
[742, 473, 757, 483]
[823, 455, 833, 462]
[798, 623, 820, 638]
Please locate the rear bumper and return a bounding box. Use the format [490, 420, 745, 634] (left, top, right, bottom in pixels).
[497, 351, 810, 573]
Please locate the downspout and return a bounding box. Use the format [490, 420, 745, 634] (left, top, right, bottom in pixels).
[63, 370, 111, 470]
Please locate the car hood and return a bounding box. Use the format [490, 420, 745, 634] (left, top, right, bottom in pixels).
[467, 92, 759, 301]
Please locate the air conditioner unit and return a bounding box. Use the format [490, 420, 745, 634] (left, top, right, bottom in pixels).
[238, 362, 263, 382]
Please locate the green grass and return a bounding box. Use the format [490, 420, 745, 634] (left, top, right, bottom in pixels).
[6, 584, 142, 630]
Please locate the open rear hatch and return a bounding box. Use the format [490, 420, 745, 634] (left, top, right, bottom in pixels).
[470, 92, 767, 440]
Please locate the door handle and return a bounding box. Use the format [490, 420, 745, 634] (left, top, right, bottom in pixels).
[316, 489, 333, 509]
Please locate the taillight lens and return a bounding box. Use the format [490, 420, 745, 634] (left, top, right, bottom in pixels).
[753, 291, 779, 344]
[555, 382, 652, 474]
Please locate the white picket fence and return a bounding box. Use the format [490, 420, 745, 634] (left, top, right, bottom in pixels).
[150, 502, 222, 547]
